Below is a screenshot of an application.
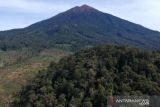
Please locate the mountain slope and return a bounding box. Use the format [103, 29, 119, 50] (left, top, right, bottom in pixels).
[0, 5, 160, 51]
[13, 45, 160, 107]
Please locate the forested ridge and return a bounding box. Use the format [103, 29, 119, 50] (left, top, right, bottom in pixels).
[13, 45, 160, 107]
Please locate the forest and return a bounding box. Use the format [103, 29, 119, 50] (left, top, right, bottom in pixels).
[13, 45, 160, 107]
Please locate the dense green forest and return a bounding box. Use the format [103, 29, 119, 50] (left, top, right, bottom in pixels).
[13, 45, 160, 107]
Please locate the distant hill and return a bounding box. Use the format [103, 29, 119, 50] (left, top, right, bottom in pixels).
[0, 5, 160, 51]
[13, 45, 160, 107]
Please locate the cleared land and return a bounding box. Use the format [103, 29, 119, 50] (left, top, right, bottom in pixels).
[0, 48, 71, 107]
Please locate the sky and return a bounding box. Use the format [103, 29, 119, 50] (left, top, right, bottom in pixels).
[0, 0, 160, 31]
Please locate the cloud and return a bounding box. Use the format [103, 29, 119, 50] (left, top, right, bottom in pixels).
[0, 0, 71, 14]
[0, 0, 72, 30]
[94, 0, 160, 31]
[0, 0, 160, 31]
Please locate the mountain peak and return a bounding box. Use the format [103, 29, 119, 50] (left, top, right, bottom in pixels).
[80, 4, 94, 9]
[69, 4, 97, 12]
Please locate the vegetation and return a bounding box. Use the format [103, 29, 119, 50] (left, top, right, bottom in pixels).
[0, 5, 160, 52]
[13, 45, 160, 107]
[1, 5, 160, 107]
[0, 48, 71, 106]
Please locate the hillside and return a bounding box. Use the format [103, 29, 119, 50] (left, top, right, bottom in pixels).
[0, 48, 71, 106]
[0, 5, 160, 51]
[13, 45, 160, 107]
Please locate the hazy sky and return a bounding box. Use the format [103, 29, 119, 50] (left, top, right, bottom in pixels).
[0, 0, 160, 31]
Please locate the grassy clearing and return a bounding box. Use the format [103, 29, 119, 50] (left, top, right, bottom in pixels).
[0, 48, 71, 107]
